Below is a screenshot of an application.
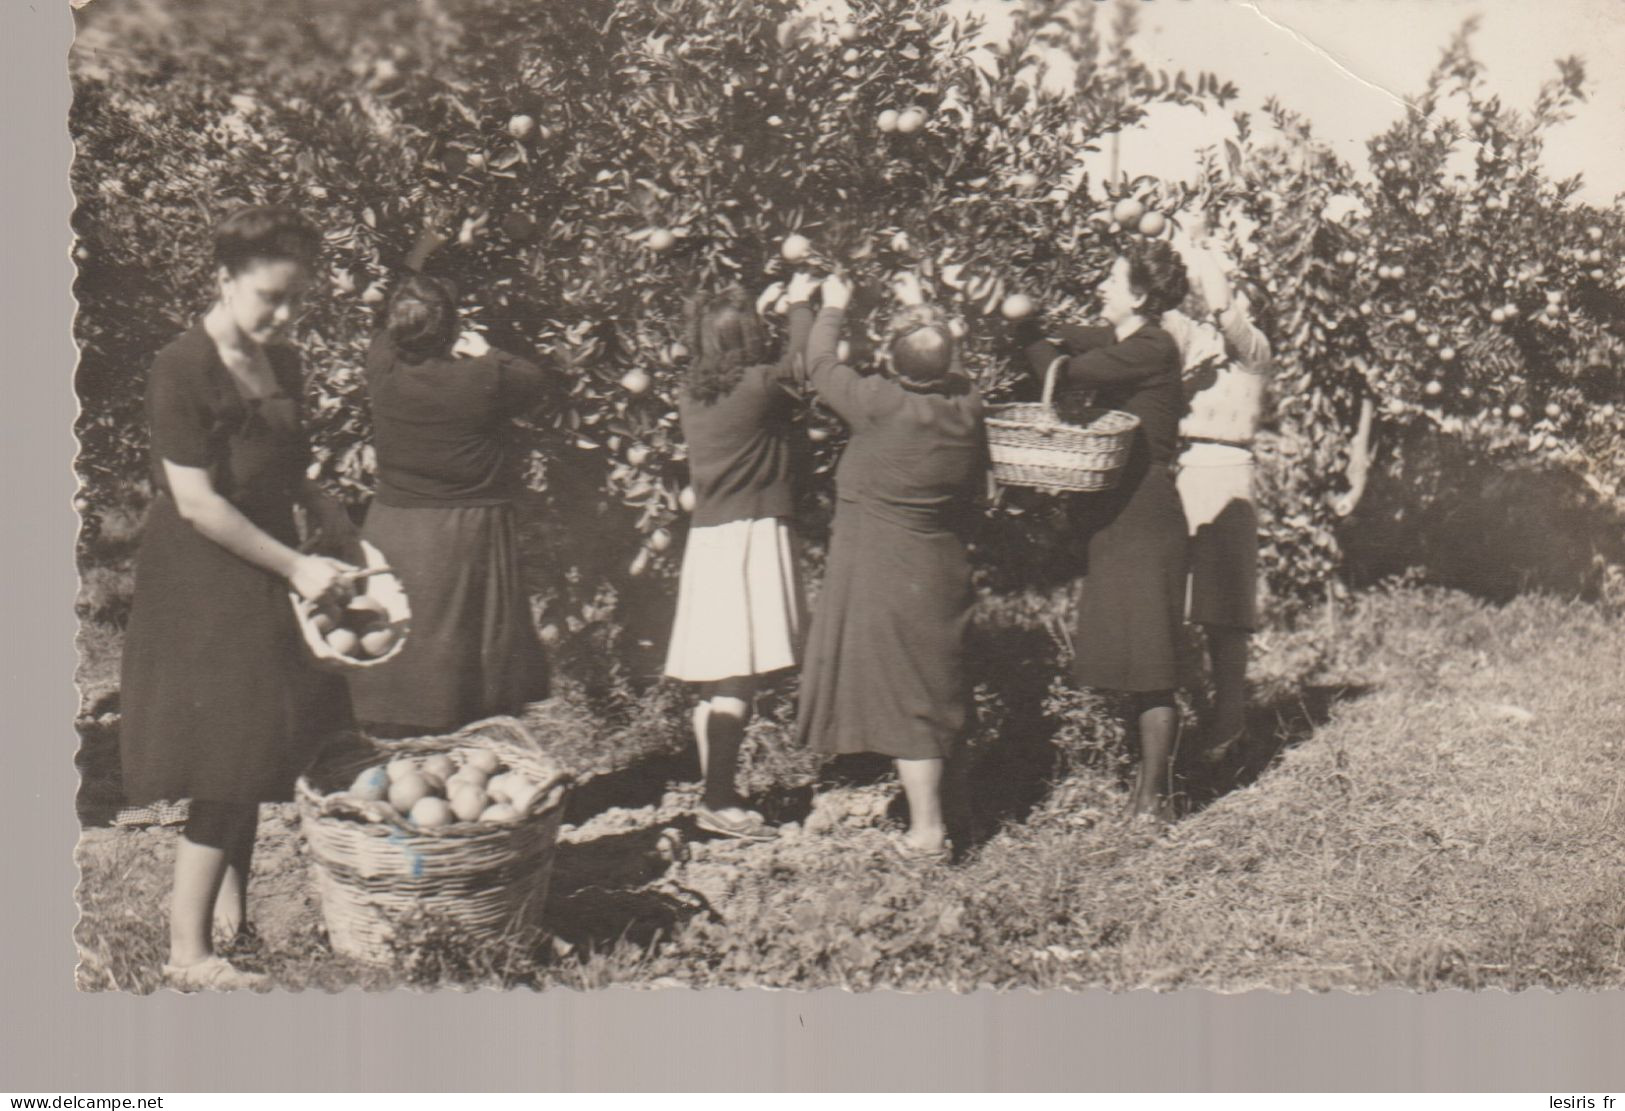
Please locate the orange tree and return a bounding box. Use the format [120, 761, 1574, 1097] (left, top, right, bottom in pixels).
[71, 0, 1231, 650]
[1208, 23, 1625, 611]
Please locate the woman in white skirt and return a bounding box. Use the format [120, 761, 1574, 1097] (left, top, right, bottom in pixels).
[665, 274, 817, 839]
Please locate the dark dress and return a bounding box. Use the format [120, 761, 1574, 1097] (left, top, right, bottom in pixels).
[345, 336, 557, 733]
[796, 306, 987, 760]
[1026, 322, 1190, 693]
[119, 324, 351, 805]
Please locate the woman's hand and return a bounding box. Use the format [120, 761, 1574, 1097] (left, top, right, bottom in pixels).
[891, 270, 926, 307]
[757, 281, 788, 317]
[453, 330, 492, 358]
[786, 270, 820, 305]
[289, 554, 358, 607]
[820, 272, 852, 311]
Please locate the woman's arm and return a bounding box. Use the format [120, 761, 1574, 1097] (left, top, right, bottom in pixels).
[806, 304, 878, 427]
[490, 344, 567, 418]
[1046, 332, 1168, 390]
[165, 460, 354, 602]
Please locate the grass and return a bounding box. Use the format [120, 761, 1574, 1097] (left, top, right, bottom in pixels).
[73, 567, 1625, 992]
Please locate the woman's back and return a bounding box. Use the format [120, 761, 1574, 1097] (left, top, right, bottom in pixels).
[836, 379, 985, 531]
[365, 335, 551, 507]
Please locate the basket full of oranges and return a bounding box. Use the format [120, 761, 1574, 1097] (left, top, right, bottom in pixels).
[290, 539, 410, 672]
[295, 716, 572, 966]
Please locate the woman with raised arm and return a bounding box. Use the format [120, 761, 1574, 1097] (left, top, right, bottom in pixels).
[796, 271, 987, 863]
[119, 206, 360, 990]
[663, 275, 818, 840]
[346, 273, 563, 736]
[1017, 240, 1192, 825]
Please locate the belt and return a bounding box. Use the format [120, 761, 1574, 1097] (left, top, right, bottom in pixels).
[1181, 436, 1253, 450]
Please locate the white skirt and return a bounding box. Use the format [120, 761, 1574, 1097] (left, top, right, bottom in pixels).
[664, 516, 804, 682]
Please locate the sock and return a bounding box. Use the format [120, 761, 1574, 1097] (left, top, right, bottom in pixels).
[701, 708, 747, 811]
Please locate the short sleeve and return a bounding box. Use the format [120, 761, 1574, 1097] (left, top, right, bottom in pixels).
[146, 347, 214, 468]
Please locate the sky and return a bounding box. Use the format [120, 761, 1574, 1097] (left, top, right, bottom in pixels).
[933, 0, 1625, 205]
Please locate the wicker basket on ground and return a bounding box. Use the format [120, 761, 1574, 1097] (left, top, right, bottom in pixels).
[295, 716, 572, 966]
[986, 354, 1140, 493]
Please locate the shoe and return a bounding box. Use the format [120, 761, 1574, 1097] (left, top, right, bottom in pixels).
[884, 831, 952, 866]
[162, 955, 269, 992]
[694, 806, 777, 842]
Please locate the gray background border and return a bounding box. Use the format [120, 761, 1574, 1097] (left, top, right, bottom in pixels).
[7, 0, 1621, 1092]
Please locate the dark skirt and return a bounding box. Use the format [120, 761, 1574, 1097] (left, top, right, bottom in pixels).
[347, 501, 548, 733]
[1070, 465, 1190, 693]
[796, 499, 973, 760]
[118, 495, 352, 805]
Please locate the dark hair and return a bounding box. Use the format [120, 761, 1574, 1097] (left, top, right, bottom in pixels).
[684, 286, 767, 404]
[1123, 240, 1191, 321]
[884, 304, 961, 386]
[385, 274, 460, 362]
[213, 206, 320, 275]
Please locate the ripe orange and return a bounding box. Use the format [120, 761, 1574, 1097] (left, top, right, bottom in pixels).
[679, 486, 698, 513]
[781, 233, 812, 262]
[325, 626, 360, 657]
[1111, 198, 1144, 226]
[409, 796, 454, 828]
[877, 109, 899, 133]
[1001, 293, 1035, 320]
[480, 803, 520, 823]
[647, 228, 675, 253]
[649, 527, 672, 553]
[508, 114, 535, 139]
[464, 749, 501, 776]
[896, 107, 927, 134]
[359, 625, 397, 657]
[1137, 211, 1166, 237]
[388, 772, 431, 813]
[620, 368, 652, 395]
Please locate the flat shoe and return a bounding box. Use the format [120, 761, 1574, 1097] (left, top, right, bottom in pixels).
[885, 832, 952, 866]
[162, 955, 269, 993]
[694, 806, 777, 842]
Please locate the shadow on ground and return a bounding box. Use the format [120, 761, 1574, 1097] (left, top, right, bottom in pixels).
[1174, 682, 1375, 814]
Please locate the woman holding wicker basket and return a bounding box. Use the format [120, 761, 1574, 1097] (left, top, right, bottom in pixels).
[1013, 241, 1192, 826]
[119, 207, 362, 991]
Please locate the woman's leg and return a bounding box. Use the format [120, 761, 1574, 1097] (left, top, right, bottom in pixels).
[895, 757, 947, 852]
[702, 677, 757, 813]
[211, 807, 259, 940]
[171, 800, 258, 967]
[1129, 692, 1179, 821]
[692, 699, 711, 780]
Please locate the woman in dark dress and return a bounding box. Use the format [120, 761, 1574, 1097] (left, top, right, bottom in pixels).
[797, 272, 987, 862]
[120, 207, 360, 990]
[345, 274, 559, 735]
[1019, 241, 1191, 824]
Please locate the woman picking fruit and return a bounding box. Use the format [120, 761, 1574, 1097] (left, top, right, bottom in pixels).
[119, 206, 361, 991]
[663, 275, 818, 841]
[795, 271, 988, 864]
[1014, 241, 1193, 826]
[346, 273, 563, 735]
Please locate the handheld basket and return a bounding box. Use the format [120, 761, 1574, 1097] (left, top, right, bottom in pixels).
[986, 355, 1140, 493]
[295, 716, 573, 966]
[290, 539, 411, 674]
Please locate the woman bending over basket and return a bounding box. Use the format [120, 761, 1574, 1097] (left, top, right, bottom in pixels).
[346, 273, 564, 736]
[663, 275, 817, 841]
[119, 206, 362, 991]
[1014, 241, 1192, 826]
[796, 271, 988, 864]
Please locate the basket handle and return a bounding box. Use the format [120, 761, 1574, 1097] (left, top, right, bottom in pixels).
[1040, 354, 1066, 409]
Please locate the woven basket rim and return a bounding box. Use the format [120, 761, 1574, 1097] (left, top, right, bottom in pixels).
[295, 717, 572, 838]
